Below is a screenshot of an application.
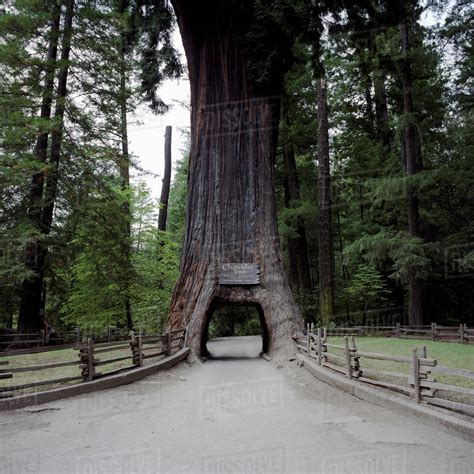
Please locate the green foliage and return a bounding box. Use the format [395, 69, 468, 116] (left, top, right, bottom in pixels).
[345, 263, 389, 311]
[58, 182, 180, 333]
[166, 155, 188, 243]
[276, 0, 474, 325]
[0, 0, 183, 331]
[208, 306, 262, 339]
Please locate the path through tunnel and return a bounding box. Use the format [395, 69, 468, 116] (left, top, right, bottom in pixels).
[201, 301, 269, 359]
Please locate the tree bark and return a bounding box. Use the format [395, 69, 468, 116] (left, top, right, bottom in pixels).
[17, 0, 64, 333]
[42, 0, 74, 232]
[30, 1, 62, 230]
[283, 176, 300, 290]
[374, 71, 391, 151]
[282, 110, 312, 292]
[167, 0, 303, 356]
[400, 20, 423, 326]
[117, 0, 133, 329]
[317, 71, 335, 325]
[158, 125, 172, 231]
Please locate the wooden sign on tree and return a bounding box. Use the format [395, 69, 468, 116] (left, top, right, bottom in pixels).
[218, 263, 260, 286]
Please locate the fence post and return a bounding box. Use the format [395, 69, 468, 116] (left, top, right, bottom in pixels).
[323, 327, 327, 343]
[431, 322, 435, 341]
[306, 323, 311, 355]
[88, 339, 95, 382]
[79, 338, 95, 382]
[317, 328, 322, 366]
[130, 331, 140, 367]
[41, 329, 46, 347]
[167, 331, 172, 356]
[412, 347, 421, 403]
[351, 336, 360, 378]
[138, 331, 143, 367]
[421, 345, 427, 359]
[459, 324, 465, 344]
[396, 323, 401, 338]
[76, 327, 81, 344]
[344, 337, 352, 379]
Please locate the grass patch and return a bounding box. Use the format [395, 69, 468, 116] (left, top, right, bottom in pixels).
[328, 337, 474, 389]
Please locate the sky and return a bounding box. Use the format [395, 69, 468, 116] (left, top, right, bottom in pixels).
[128, 29, 190, 201]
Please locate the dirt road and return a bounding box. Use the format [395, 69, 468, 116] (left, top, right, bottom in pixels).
[1, 336, 472, 473]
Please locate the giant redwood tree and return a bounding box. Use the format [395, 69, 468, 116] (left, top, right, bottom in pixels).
[167, 0, 305, 356]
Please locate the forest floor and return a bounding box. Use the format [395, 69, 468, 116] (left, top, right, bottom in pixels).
[1, 336, 473, 473]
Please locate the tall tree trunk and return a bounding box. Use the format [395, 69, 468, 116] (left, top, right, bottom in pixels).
[42, 0, 74, 232]
[400, 21, 423, 325]
[362, 67, 375, 134]
[158, 125, 172, 231]
[30, 1, 62, 229]
[168, 0, 303, 356]
[283, 176, 301, 290]
[317, 70, 335, 325]
[17, 0, 64, 333]
[282, 110, 312, 291]
[118, 0, 133, 329]
[374, 71, 391, 150]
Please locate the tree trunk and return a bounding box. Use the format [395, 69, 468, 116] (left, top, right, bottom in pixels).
[283, 177, 301, 290]
[282, 110, 312, 291]
[400, 21, 423, 326]
[117, 0, 133, 329]
[168, 0, 303, 357]
[30, 1, 62, 230]
[17, 0, 66, 333]
[374, 71, 391, 151]
[317, 71, 335, 325]
[158, 125, 172, 231]
[42, 0, 74, 232]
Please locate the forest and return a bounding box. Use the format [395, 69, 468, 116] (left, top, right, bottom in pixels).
[0, 0, 472, 339]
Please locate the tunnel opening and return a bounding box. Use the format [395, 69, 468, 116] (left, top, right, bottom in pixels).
[200, 300, 269, 359]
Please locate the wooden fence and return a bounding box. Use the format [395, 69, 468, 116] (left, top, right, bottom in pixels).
[0, 328, 186, 398]
[294, 325, 474, 418]
[0, 328, 133, 356]
[326, 323, 474, 343]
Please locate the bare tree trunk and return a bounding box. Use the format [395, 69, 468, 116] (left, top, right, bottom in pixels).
[42, 0, 74, 232]
[282, 110, 312, 291]
[17, 0, 66, 333]
[117, 0, 133, 329]
[168, 0, 303, 357]
[283, 177, 302, 290]
[363, 71, 375, 133]
[317, 71, 335, 325]
[400, 21, 423, 326]
[374, 71, 391, 150]
[30, 1, 61, 229]
[158, 126, 172, 231]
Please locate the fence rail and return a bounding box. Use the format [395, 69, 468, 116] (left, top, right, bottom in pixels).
[0, 328, 187, 397]
[295, 325, 474, 418]
[325, 323, 473, 343]
[0, 328, 135, 356]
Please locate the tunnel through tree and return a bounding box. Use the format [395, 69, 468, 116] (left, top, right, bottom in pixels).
[203, 302, 268, 358]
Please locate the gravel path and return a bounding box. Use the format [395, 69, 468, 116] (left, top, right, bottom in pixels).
[1, 336, 472, 473]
